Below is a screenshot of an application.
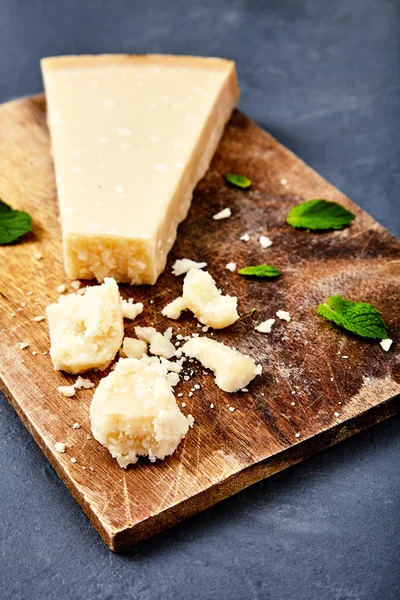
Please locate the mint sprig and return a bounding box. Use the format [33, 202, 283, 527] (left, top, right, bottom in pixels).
[317, 295, 388, 339]
[287, 199, 355, 230]
[224, 174, 252, 189]
[0, 199, 32, 244]
[239, 264, 281, 278]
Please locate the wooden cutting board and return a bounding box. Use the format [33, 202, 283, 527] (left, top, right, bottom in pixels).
[0, 95, 399, 552]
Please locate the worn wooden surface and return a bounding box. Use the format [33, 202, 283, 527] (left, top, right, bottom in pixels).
[0, 95, 399, 552]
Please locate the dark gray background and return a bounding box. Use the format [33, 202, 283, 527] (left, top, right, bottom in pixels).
[0, 1, 399, 599]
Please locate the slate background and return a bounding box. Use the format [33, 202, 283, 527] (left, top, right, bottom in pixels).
[0, 1, 399, 599]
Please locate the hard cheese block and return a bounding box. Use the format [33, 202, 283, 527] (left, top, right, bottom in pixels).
[41, 54, 239, 284]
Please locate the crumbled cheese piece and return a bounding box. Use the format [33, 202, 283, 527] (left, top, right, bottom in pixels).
[226, 262, 236, 272]
[120, 337, 148, 359]
[54, 442, 66, 453]
[90, 357, 191, 467]
[213, 207, 231, 220]
[57, 284, 66, 293]
[172, 259, 207, 276]
[46, 278, 123, 373]
[72, 423, 81, 429]
[77, 288, 86, 296]
[187, 415, 195, 428]
[229, 406, 235, 412]
[201, 326, 209, 333]
[31, 351, 38, 356]
[121, 299, 144, 321]
[194, 383, 201, 390]
[10, 313, 16, 317]
[255, 318, 275, 333]
[71, 280, 81, 290]
[135, 326, 175, 358]
[291, 401, 296, 406]
[181, 401, 187, 407]
[34, 252, 43, 260]
[341, 355, 349, 359]
[241, 388, 249, 392]
[276, 310, 291, 322]
[259, 235, 272, 249]
[70, 457, 77, 463]
[162, 297, 187, 320]
[58, 385, 76, 397]
[295, 433, 301, 438]
[380, 338, 393, 352]
[18, 342, 29, 350]
[20, 302, 26, 307]
[280, 178, 287, 185]
[334, 411, 340, 417]
[240, 233, 250, 242]
[182, 337, 261, 393]
[33, 315, 45, 322]
[182, 269, 239, 329]
[74, 376, 95, 389]
[27, 291, 33, 296]
[160, 358, 183, 373]
[210, 403, 214, 409]
[188, 391, 193, 397]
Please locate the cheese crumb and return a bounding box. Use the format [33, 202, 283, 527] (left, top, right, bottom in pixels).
[90, 357, 191, 467]
[182, 269, 239, 329]
[74, 376, 95, 389]
[120, 337, 148, 359]
[255, 319, 275, 333]
[18, 342, 29, 350]
[33, 316, 45, 322]
[54, 442, 66, 453]
[229, 406, 235, 412]
[135, 326, 175, 358]
[213, 207, 231, 220]
[281, 178, 287, 185]
[58, 385, 76, 397]
[57, 284, 66, 293]
[70, 457, 77, 463]
[210, 403, 214, 409]
[121, 299, 144, 321]
[182, 337, 261, 393]
[172, 259, 207, 276]
[276, 310, 291, 322]
[240, 233, 250, 242]
[34, 252, 43, 260]
[226, 262, 237, 272]
[162, 297, 187, 320]
[72, 423, 81, 429]
[295, 433, 301, 438]
[32, 351, 38, 356]
[380, 338, 393, 352]
[71, 280, 81, 290]
[259, 235, 273, 249]
[334, 411, 340, 417]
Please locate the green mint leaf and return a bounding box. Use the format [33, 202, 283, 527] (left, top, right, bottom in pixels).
[239, 264, 281, 278]
[0, 198, 12, 214]
[287, 199, 355, 230]
[0, 199, 32, 244]
[224, 174, 252, 189]
[317, 295, 388, 339]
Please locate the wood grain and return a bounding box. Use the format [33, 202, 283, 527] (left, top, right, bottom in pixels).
[0, 95, 399, 552]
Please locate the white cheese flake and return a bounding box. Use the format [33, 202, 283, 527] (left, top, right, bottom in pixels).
[162, 297, 187, 320]
[135, 326, 175, 358]
[54, 442, 66, 453]
[71, 280, 81, 290]
[380, 338, 393, 352]
[226, 262, 236, 272]
[120, 338, 148, 359]
[33, 316, 45, 322]
[72, 423, 81, 429]
[74, 376, 95, 389]
[57, 385, 76, 397]
[295, 433, 301, 438]
[281, 178, 287, 185]
[70, 457, 77, 463]
[229, 406, 235, 412]
[33, 252, 43, 260]
[255, 318, 275, 333]
[121, 299, 144, 321]
[240, 233, 250, 242]
[276, 310, 291, 322]
[334, 411, 340, 417]
[172, 259, 207, 276]
[18, 342, 29, 350]
[259, 235, 272, 249]
[213, 207, 231, 220]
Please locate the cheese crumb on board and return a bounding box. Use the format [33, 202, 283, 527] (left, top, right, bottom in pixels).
[240, 233, 250, 242]
[259, 235, 272, 249]
[380, 338, 393, 352]
[90, 357, 190, 467]
[70, 457, 77, 463]
[121, 299, 144, 321]
[182, 269, 239, 329]
[255, 319, 275, 333]
[181, 336, 261, 392]
[71, 280, 81, 290]
[226, 262, 236, 272]
[46, 277, 123, 373]
[135, 326, 175, 358]
[57, 284, 66, 293]
[33, 315, 45, 322]
[172, 259, 207, 276]
[213, 207, 231, 220]
[34, 252, 43, 260]
[276, 310, 291, 322]
[57, 385, 76, 397]
[72, 423, 81, 429]
[18, 342, 29, 350]
[54, 442, 66, 453]
[74, 376, 95, 389]
[162, 297, 187, 319]
[120, 337, 148, 359]
[42, 54, 239, 284]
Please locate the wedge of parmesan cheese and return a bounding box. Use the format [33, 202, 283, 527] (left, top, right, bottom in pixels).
[46, 277, 123, 373]
[182, 269, 239, 329]
[41, 54, 239, 284]
[181, 337, 262, 392]
[90, 357, 190, 467]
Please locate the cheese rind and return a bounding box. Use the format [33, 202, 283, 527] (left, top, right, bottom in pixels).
[90, 357, 190, 467]
[41, 54, 239, 284]
[46, 277, 123, 373]
[181, 337, 261, 392]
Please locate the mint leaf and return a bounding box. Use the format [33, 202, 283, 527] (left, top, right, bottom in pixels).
[287, 199, 355, 230]
[0, 198, 32, 244]
[224, 174, 252, 189]
[239, 264, 281, 278]
[317, 295, 388, 339]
